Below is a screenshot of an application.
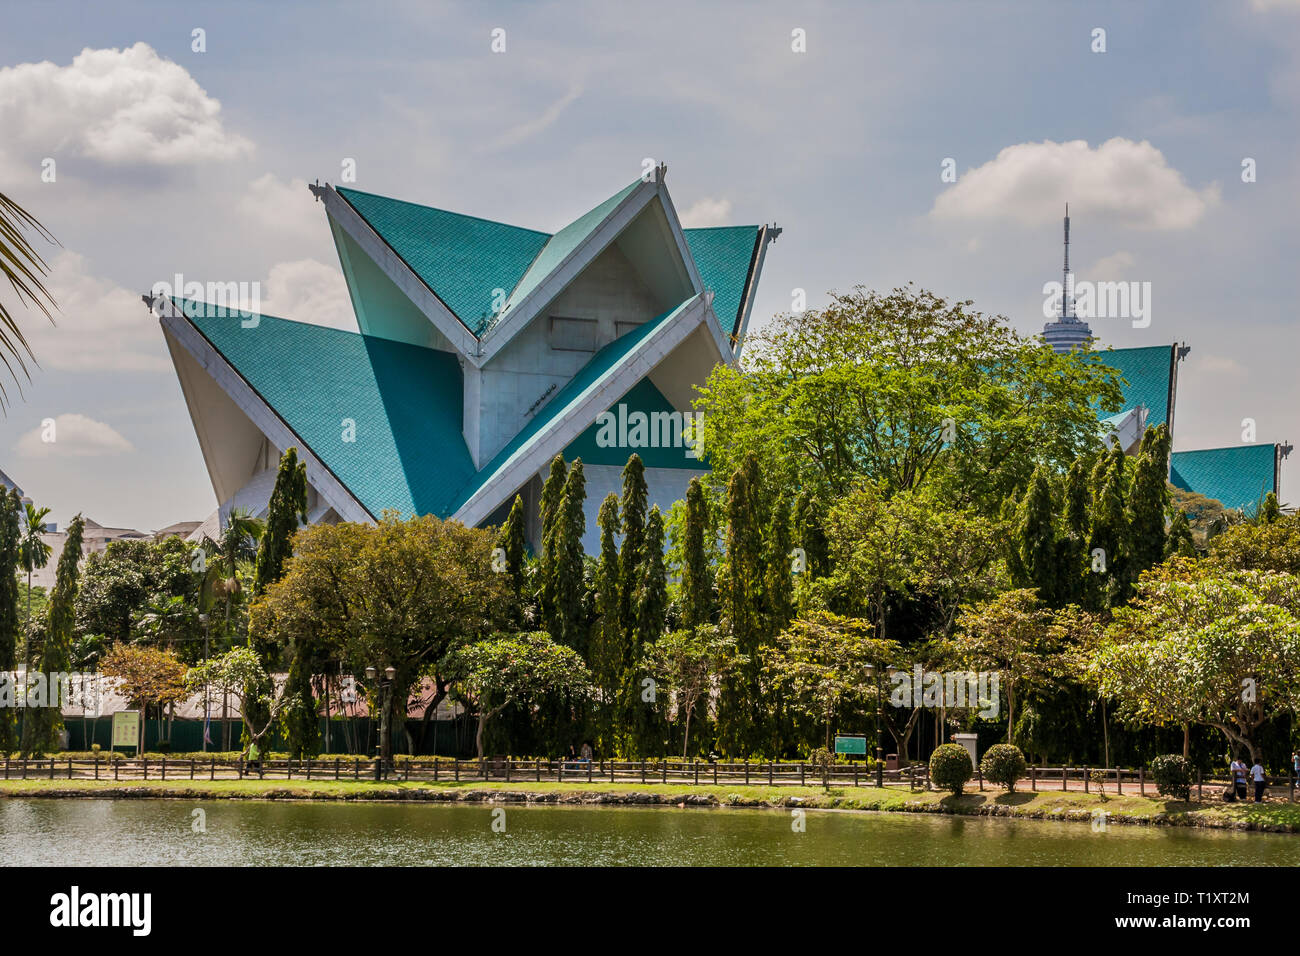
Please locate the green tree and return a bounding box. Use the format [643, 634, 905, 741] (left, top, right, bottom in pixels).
[0, 490, 21, 752]
[1206, 511, 1300, 574]
[18, 502, 52, 659]
[643, 625, 742, 758]
[694, 284, 1123, 517]
[763, 612, 888, 751]
[1127, 425, 1171, 578]
[618, 454, 648, 636]
[680, 477, 712, 629]
[498, 494, 528, 595]
[793, 489, 830, 581]
[952, 589, 1057, 745]
[542, 459, 586, 650]
[250, 514, 514, 765]
[589, 493, 623, 754]
[1087, 447, 1129, 608]
[102, 644, 189, 751]
[1165, 510, 1197, 560]
[185, 646, 300, 758]
[627, 506, 668, 756]
[716, 454, 767, 756]
[1013, 466, 1060, 605]
[764, 496, 795, 634]
[22, 515, 83, 756]
[253, 447, 308, 597]
[449, 631, 592, 757]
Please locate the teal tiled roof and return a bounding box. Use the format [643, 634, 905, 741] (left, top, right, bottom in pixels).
[337, 187, 550, 337]
[502, 180, 642, 313]
[683, 226, 760, 338]
[1090, 344, 1175, 428]
[176, 300, 476, 519]
[1171, 445, 1277, 515]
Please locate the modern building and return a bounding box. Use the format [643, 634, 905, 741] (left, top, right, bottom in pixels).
[155, 167, 778, 551]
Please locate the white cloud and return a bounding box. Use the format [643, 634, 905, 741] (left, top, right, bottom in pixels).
[237, 174, 325, 246]
[931, 138, 1219, 231]
[254, 259, 356, 332]
[21, 251, 171, 372]
[1250, 0, 1300, 11]
[1086, 251, 1136, 278]
[679, 197, 733, 227]
[15, 413, 133, 458]
[0, 42, 253, 170]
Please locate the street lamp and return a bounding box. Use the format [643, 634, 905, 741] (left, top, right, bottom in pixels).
[366, 665, 396, 780]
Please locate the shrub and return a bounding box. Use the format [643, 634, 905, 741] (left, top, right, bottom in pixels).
[929, 743, 973, 795]
[808, 747, 835, 790]
[1150, 754, 1193, 801]
[980, 744, 1027, 792]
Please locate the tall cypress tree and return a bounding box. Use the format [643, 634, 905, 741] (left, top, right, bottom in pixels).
[553, 460, 587, 650]
[681, 477, 712, 629]
[252, 449, 316, 756]
[618, 454, 648, 636]
[763, 496, 795, 634]
[1015, 467, 1059, 606]
[1127, 424, 1171, 578]
[590, 493, 623, 754]
[24, 514, 84, 757]
[538, 455, 568, 637]
[717, 454, 766, 756]
[499, 494, 527, 596]
[253, 447, 308, 597]
[1088, 448, 1129, 609]
[0, 490, 20, 754]
[1056, 458, 1092, 605]
[630, 507, 668, 756]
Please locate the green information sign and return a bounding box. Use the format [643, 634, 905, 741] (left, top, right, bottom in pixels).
[834, 734, 867, 756]
[111, 711, 140, 750]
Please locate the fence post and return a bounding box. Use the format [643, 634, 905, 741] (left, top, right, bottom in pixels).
[67, 758, 72, 780]
[877, 759, 884, 789]
[661, 759, 667, 784]
[745, 759, 750, 786]
[506, 758, 511, 783]
[49, 758, 55, 780]
[481, 758, 486, 782]
[536, 758, 541, 783]
[433, 759, 438, 782]
[694, 761, 699, 786]
[353, 758, 359, 781]
[799, 762, 805, 787]
[1030, 765, 1036, 791]
[587, 759, 593, 784]
[1062, 766, 1067, 791]
[142, 758, 148, 781]
[113, 759, 118, 782]
[211, 758, 216, 782]
[190, 758, 195, 781]
[1197, 768, 1202, 801]
[641, 758, 646, 784]
[854, 762, 859, 788]
[1083, 766, 1089, 793]
[977, 765, 983, 791]
[1116, 767, 1122, 796]
[768, 761, 773, 786]
[714, 761, 719, 786]
[94, 755, 99, 781]
[454, 759, 460, 782]
[1139, 766, 1144, 797]
[558, 759, 563, 783]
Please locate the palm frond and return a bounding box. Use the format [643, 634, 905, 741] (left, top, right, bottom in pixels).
[0, 191, 59, 411]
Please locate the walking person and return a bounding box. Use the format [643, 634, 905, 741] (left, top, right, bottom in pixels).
[1251, 758, 1267, 803]
[1229, 755, 1248, 801]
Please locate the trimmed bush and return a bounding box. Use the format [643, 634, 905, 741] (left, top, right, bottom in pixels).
[929, 743, 973, 795]
[1150, 754, 1193, 801]
[980, 743, 1027, 792]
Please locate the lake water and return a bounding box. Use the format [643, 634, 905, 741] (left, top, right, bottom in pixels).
[2, 799, 1294, 866]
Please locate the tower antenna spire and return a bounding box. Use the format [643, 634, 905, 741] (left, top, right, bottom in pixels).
[1063, 203, 1072, 320]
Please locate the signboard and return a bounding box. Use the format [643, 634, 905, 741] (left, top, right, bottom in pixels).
[834, 734, 867, 756]
[111, 711, 140, 750]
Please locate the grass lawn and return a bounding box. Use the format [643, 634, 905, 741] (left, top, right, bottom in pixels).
[1, 777, 1297, 832]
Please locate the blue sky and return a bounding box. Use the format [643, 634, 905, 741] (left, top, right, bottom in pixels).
[1, 0, 1297, 529]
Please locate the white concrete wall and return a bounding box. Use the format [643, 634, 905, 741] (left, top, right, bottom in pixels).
[468, 243, 662, 468]
[560, 462, 704, 555]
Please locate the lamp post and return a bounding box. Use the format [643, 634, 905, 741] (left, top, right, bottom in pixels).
[366, 665, 396, 780]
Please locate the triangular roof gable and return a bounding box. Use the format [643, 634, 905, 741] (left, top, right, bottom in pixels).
[564, 377, 705, 469]
[478, 177, 706, 364]
[1090, 344, 1176, 428]
[1171, 445, 1277, 515]
[683, 226, 762, 341]
[453, 294, 718, 525]
[336, 187, 550, 338]
[170, 298, 477, 519]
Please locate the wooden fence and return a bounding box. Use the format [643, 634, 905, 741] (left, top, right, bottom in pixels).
[2, 755, 1297, 801]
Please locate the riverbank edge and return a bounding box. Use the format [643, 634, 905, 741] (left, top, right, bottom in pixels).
[2, 780, 1296, 834]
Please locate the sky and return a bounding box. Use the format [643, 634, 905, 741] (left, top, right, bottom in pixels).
[0, 0, 1297, 530]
